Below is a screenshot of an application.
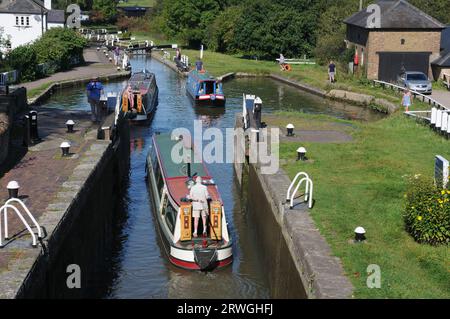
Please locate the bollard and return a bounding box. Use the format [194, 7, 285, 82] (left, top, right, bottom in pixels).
[29, 110, 39, 142]
[66, 120, 75, 133]
[60, 142, 71, 156]
[286, 124, 295, 136]
[354, 227, 366, 242]
[297, 147, 307, 161]
[7, 181, 19, 199]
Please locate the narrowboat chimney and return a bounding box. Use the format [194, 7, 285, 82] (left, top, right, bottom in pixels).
[187, 162, 191, 177]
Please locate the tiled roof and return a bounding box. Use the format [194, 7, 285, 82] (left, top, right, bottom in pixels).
[344, 0, 445, 30]
[0, 0, 47, 14]
[432, 50, 450, 67]
[48, 9, 64, 23]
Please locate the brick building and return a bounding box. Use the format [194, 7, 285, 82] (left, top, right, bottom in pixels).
[344, 0, 445, 82]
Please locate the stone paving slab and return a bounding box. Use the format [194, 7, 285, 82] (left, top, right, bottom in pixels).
[0, 108, 97, 279]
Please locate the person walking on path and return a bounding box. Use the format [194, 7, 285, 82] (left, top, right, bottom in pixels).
[188, 176, 210, 238]
[86, 77, 104, 122]
[402, 89, 413, 112]
[279, 54, 286, 71]
[328, 61, 336, 83]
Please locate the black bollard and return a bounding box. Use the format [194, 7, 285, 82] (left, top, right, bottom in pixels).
[29, 110, 39, 142]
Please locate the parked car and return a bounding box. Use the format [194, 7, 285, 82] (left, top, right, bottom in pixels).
[397, 71, 432, 94]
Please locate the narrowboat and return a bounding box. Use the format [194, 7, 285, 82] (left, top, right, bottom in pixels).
[146, 133, 233, 271]
[186, 69, 225, 107]
[121, 69, 158, 122]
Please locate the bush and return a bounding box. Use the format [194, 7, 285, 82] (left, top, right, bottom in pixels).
[7, 45, 38, 81]
[404, 175, 450, 245]
[34, 28, 86, 71]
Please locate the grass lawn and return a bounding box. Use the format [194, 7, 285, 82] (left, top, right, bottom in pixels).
[27, 81, 54, 99]
[272, 111, 450, 298]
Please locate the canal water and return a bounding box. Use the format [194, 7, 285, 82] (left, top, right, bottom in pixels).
[42, 56, 382, 299]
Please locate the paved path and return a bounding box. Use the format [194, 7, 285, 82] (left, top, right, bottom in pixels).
[0, 108, 97, 274]
[431, 90, 450, 108]
[21, 48, 119, 92]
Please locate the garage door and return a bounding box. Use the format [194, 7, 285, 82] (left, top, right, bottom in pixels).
[378, 52, 431, 83]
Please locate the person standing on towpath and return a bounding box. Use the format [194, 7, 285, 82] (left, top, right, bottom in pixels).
[86, 77, 104, 123]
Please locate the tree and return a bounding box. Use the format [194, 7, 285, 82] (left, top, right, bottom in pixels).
[92, 0, 117, 22]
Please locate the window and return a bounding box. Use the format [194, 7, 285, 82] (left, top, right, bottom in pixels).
[15, 16, 30, 26]
[164, 199, 177, 233]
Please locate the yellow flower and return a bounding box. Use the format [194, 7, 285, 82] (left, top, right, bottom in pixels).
[438, 199, 444, 204]
[441, 190, 446, 195]
[417, 216, 423, 221]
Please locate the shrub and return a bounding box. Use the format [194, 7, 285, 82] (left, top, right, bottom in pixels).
[34, 28, 86, 71]
[7, 45, 38, 81]
[404, 175, 450, 245]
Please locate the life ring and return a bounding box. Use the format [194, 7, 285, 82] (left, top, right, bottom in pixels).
[284, 64, 292, 72]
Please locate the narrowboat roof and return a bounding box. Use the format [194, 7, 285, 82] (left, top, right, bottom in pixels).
[127, 71, 156, 93]
[153, 133, 222, 205]
[154, 133, 208, 179]
[189, 70, 217, 82]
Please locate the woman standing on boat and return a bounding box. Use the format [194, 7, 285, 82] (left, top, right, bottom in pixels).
[189, 176, 210, 238]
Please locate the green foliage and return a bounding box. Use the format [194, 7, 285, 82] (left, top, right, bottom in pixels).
[6, 28, 86, 81]
[205, 6, 242, 52]
[404, 176, 450, 245]
[92, 0, 117, 22]
[161, 0, 222, 47]
[7, 45, 38, 82]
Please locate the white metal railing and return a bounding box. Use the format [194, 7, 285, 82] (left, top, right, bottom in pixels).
[275, 58, 316, 65]
[286, 172, 313, 209]
[0, 198, 42, 248]
[373, 80, 449, 111]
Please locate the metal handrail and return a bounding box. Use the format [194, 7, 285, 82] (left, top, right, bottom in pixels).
[0, 204, 39, 247]
[3, 198, 42, 239]
[373, 80, 449, 111]
[287, 172, 313, 209]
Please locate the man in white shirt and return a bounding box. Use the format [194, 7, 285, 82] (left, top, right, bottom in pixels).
[189, 176, 210, 237]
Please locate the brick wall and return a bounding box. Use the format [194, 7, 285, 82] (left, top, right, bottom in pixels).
[365, 30, 441, 80]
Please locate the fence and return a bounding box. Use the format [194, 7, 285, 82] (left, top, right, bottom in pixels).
[373, 80, 449, 111]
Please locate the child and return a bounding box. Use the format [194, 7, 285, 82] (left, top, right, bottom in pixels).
[402, 89, 412, 112]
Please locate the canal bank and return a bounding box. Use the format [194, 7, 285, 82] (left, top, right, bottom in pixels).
[22, 48, 131, 106]
[0, 107, 130, 298]
[152, 50, 399, 115]
[234, 114, 354, 299]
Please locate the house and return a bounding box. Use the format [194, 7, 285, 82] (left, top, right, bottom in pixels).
[431, 26, 450, 80]
[344, 0, 445, 82]
[0, 0, 65, 51]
